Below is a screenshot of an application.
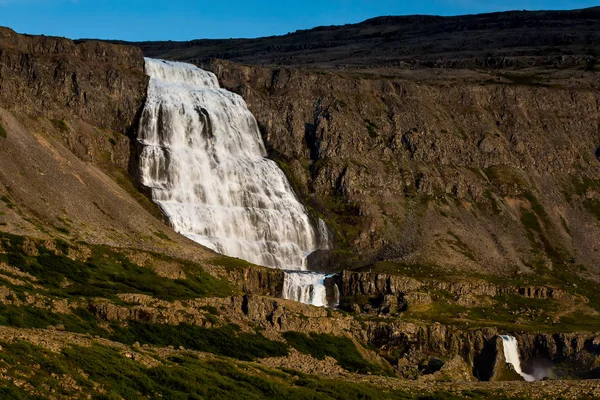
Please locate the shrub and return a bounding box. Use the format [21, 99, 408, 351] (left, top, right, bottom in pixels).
[110, 322, 288, 361]
[283, 332, 384, 374]
[1, 240, 233, 301]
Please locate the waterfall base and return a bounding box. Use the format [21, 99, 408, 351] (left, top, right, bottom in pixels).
[500, 335, 536, 382]
[282, 271, 339, 308]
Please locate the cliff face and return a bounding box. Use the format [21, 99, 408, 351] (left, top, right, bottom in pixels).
[207, 59, 600, 279]
[0, 27, 147, 133]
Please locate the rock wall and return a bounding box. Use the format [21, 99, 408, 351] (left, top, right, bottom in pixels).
[0, 27, 147, 134]
[206, 59, 600, 277]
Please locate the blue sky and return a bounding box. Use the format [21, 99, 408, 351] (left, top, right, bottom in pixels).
[0, 0, 597, 41]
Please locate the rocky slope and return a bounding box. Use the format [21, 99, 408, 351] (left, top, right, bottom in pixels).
[1, 16, 600, 399]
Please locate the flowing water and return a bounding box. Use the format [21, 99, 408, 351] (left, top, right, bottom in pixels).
[500, 335, 535, 382]
[138, 58, 335, 306]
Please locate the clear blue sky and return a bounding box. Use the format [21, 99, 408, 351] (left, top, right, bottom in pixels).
[0, 0, 597, 41]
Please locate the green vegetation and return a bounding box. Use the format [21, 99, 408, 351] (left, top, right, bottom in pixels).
[108, 168, 165, 220]
[522, 192, 547, 220]
[210, 255, 254, 270]
[111, 322, 288, 361]
[571, 176, 599, 196]
[498, 71, 546, 86]
[583, 198, 600, 220]
[520, 207, 541, 232]
[401, 290, 560, 331]
[50, 119, 69, 133]
[0, 304, 107, 336]
[0, 233, 233, 301]
[283, 332, 388, 375]
[364, 119, 378, 138]
[0, 302, 285, 362]
[447, 231, 476, 262]
[153, 231, 171, 241]
[483, 165, 527, 191]
[0, 123, 7, 138]
[482, 190, 502, 215]
[363, 260, 447, 280]
[0, 341, 425, 400]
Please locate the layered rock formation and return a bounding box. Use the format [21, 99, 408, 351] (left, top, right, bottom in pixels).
[204, 59, 600, 280]
[0, 27, 147, 133]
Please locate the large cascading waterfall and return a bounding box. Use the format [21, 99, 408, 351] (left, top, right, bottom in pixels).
[500, 335, 535, 382]
[138, 58, 335, 306]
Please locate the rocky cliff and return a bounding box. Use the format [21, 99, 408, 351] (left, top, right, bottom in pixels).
[0, 27, 146, 133]
[205, 59, 600, 283]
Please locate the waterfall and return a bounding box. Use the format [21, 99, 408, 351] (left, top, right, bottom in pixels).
[283, 272, 327, 307]
[500, 335, 535, 382]
[138, 58, 330, 305]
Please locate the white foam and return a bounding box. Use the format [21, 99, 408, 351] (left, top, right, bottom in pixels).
[500, 335, 536, 382]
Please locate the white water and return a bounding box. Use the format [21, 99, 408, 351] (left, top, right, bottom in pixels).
[283, 271, 328, 307]
[500, 335, 535, 382]
[138, 58, 330, 305]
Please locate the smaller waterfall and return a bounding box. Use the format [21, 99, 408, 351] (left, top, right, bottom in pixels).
[281, 218, 337, 307]
[500, 335, 535, 382]
[283, 272, 327, 307]
[283, 270, 340, 308]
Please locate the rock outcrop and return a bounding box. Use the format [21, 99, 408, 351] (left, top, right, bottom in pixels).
[0, 27, 147, 134]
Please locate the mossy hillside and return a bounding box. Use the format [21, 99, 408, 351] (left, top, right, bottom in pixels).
[110, 322, 289, 361]
[283, 332, 390, 375]
[0, 233, 234, 301]
[0, 302, 287, 361]
[0, 340, 524, 400]
[0, 300, 391, 373]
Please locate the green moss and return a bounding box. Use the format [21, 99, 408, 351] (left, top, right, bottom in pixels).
[0, 234, 233, 301]
[583, 198, 600, 220]
[0, 304, 106, 336]
[490, 198, 502, 215]
[0, 341, 422, 400]
[283, 332, 387, 375]
[110, 322, 288, 361]
[54, 238, 70, 254]
[109, 169, 164, 221]
[210, 255, 254, 270]
[522, 192, 547, 219]
[55, 226, 70, 235]
[363, 261, 446, 280]
[364, 119, 378, 138]
[520, 208, 541, 232]
[152, 231, 171, 241]
[200, 305, 219, 315]
[571, 176, 599, 196]
[0, 123, 7, 138]
[498, 71, 545, 86]
[483, 165, 527, 190]
[447, 231, 476, 262]
[50, 119, 69, 133]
